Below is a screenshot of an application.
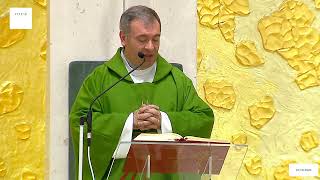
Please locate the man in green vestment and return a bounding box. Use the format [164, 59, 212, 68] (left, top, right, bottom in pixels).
[70, 5, 214, 180]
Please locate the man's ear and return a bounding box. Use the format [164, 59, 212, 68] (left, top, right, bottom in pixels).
[119, 31, 126, 46]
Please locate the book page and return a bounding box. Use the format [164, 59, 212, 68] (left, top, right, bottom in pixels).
[184, 136, 229, 143]
[134, 133, 183, 141]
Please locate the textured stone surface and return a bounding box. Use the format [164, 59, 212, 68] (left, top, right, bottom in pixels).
[203, 79, 236, 110]
[218, 6, 235, 43]
[316, 0, 320, 8]
[197, 48, 203, 69]
[258, 0, 320, 90]
[231, 132, 247, 144]
[0, 0, 47, 179]
[0, 14, 25, 48]
[221, 0, 249, 15]
[197, 0, 220, 29]
[0, 158, 7, 177]
[245, 155, 262, 175]
[15, 123, 31, 140]
[34, 0, 47, 7]
[236, 41, 264, 66]
[22, 171, 37, 180]
[295, 69, 319, 90]
[274, 160, 301, 180]
[40, 39, 47, 60]
[300, 131, 319, 152]
[197, 0, 249, 43]
[0, 81, 23, 115]
[248, 96, 275, 129]
[197, 0, 320, 179]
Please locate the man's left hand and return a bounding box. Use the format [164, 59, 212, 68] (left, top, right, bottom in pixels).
[137, 104, 161, 130]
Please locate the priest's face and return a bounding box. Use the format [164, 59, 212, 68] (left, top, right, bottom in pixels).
[120, 19, 160, 69]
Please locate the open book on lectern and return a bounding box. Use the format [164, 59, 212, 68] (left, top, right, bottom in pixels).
[134, 133, 229, 144]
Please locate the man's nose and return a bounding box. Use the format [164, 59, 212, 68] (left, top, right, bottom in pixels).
[145, 40, 155, 50]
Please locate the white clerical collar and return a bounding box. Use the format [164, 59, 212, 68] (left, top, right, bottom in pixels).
[121, 49, 157, 83]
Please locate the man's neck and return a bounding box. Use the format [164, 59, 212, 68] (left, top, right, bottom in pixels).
[120, 49, 157, 83]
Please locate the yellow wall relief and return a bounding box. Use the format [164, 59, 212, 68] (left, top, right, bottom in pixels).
[316, 0, 320, 8]
[231, 132, 247, 144]
[0, 82, 24, 115]
[34, 0, 47, 7]
[0, 15, 25, 48]
[203, 79, 236, 109]
[197, 0, 320, 179]
[0, 0, 47, 179]
[0, 158, 7, 177]
[258, 0, 320, 90]
[245, 155, 263, 175]
[236, 41, 265, 66]
[248, 96, 276, 129]
[197, 0, 250, 43]
[274, 160, 301, 180]
[300, 131, 319, 152]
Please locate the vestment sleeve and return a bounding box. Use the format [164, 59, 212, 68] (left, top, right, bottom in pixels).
[69, 71, 129, 180]
[166, 76, 214, 138]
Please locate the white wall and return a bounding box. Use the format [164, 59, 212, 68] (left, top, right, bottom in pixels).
[49, 0, 196, 179]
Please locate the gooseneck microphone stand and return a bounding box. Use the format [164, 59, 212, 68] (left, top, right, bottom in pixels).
[78, 52, 145, 180]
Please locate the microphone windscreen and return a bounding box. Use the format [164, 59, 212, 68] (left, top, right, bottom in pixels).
[138, 52, 145, 59]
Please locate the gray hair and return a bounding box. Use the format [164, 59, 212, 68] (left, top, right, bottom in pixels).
[120, 5, 161, 35]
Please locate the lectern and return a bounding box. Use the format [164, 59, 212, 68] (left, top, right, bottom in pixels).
[107, 141, 248, 180]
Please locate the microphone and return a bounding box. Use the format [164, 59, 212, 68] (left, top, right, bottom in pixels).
[86, 52, 145, 146]
[79, 52, 145, 180]
[138, 52, 144, 59]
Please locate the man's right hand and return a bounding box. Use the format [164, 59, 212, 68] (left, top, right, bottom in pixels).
[133, 104, 161, 130]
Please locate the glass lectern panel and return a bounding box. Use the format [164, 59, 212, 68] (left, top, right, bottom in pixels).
[107, 141, 247, 180]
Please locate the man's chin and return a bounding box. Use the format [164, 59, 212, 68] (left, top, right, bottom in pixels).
[145, 56, 156, 63]
[146, 60, 156, 66]
[140, 60, 155, 69]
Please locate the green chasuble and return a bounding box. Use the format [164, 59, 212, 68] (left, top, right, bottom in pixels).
[70, 48, 214, 180]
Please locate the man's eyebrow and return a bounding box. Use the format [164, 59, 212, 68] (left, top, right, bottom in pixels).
[137, 35, 147, 38]
[136, 34, 161, 38]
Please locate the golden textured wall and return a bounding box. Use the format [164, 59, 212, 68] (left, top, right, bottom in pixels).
[197, 0, 320, 179]
[0, 0, 47, 179]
